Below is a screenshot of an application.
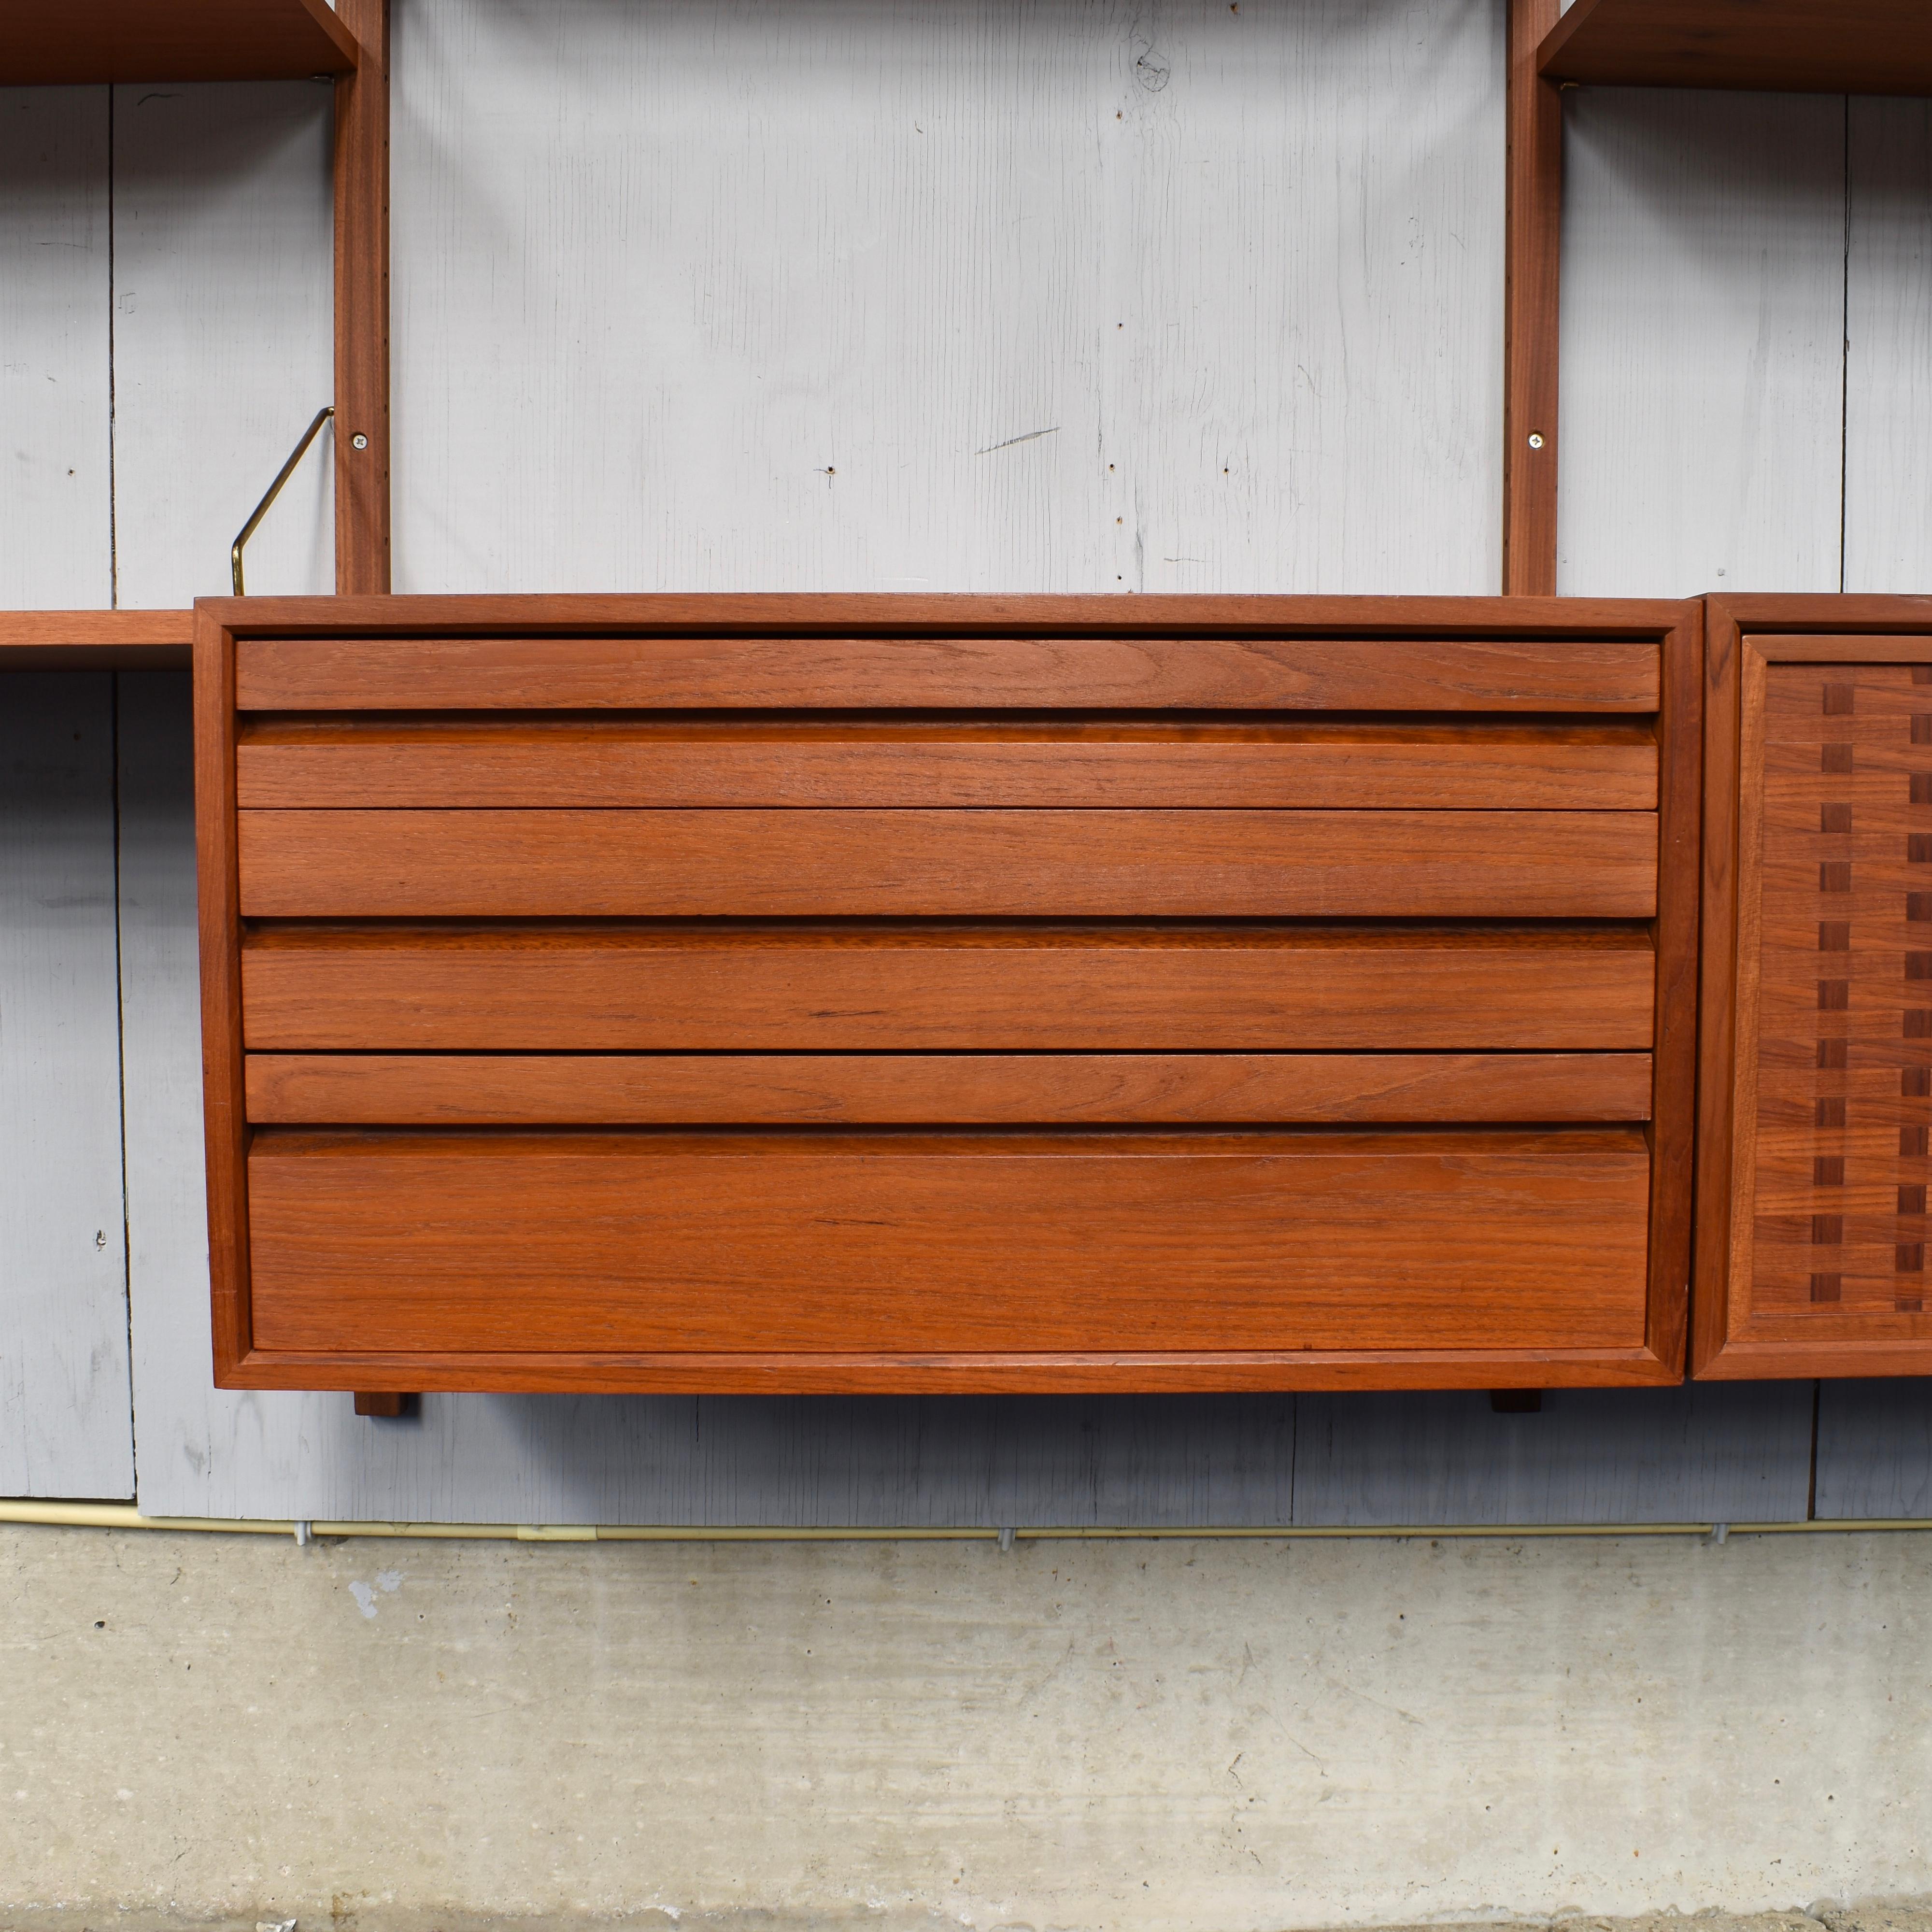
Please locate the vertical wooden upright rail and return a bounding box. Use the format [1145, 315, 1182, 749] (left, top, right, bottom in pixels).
[1503, 0, 1563, 596]
[332, 0, 391, 595]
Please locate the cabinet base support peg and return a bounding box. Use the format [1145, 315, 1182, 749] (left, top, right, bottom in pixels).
[1490, 1389, 1543, 1413]
[354, 1391, 419, 1419]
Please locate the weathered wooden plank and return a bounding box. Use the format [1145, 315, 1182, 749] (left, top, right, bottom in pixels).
[110, 82, 333, 604]
[1813, 1378, 1932, 1518]
[1559, 89, 1847, 597]
[1292, 1383, 1818, 1525]
[0, 675, 133, 1497]
[391, 0, 1504, 596]
[0, 88, 111, 606]
[1843, 99, 1932, 595]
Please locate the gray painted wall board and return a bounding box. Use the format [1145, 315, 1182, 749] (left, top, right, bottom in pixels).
[0, 674, 133, 1498]
[1844, 99, 1932, 595]
[1814, 1382, 1931, 1520]
[1557, 88, 1848, 599]
[392, 0, 1505, 597]
[1291, 1385, 1817, 1526]
[0, 89, 110, 607]
[114, 672, 215, 1512]
[111, 83, 334, 607]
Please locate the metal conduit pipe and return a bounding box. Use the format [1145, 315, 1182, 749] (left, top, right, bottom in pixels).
[0, 1502, 1927, 1544]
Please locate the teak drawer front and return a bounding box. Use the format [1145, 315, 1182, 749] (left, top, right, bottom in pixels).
[236, 808, 1660, 919]
[235, 633, 1663, 713]
[235, 722, 1660, 812]
[241, 928, 1658, 1051]
[246, 1128, 1654, 1358]
[243, 1051, 1657, 1125]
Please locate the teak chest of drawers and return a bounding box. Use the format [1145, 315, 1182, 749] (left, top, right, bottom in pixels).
[195, 594, 1699, 1394]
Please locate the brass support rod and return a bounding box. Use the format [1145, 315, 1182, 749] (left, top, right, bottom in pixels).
[230, 405, 335, 596]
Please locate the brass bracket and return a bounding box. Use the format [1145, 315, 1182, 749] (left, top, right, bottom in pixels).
[231, 405, 335, 596]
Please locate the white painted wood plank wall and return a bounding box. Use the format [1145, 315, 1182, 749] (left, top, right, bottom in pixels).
[392, 0, 1505, 596]
[0, 677, 133, 1499]
[112, 83, 335, 605]
[1558, 88, 1848, 597]
[0, 91, 110, 606]
[4, 4, 1932, 1516]
[1844, 100, 1932, 593]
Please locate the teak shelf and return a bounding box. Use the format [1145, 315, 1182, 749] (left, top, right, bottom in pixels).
[195, 591, 1700, 1396]
[0, 611, 194, 669]
[1540, 0, 1932, 97]
[0, 0, 358, 85]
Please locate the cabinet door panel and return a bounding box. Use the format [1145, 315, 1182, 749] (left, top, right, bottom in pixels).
[1699, 620, 1932, 1377]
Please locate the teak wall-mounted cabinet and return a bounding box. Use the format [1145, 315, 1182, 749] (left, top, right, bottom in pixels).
[1698, 595, 1932, 1379]
[196, 594, 1698, 1395]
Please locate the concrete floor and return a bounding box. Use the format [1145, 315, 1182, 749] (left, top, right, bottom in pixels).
[2, 1526, 1929, 1930]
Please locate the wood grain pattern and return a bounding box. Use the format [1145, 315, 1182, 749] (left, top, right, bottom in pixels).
[244, 1052, 1655, 1126]
[236, 807, 1661, 919]
[1699, 603, 1932, 1379]
[1504, 0, 1562, 597]
[245, 1128, 1654, 1360]
[195, 615, 253, 1382]
[1540, 0, 1932, 95]
[0, 610, 194, 669]
[233, 633, 1664, 713]
[1745, 665, 1932, 1335]
[240, 926, 1659, 1053]
[206, 593, 1696, 638]
[234, 720, 1661, 812]
[332, 0, 389, 594]
[1643, 610, 1702, 1374]
[0, 0, 357, 84]
[198, 593, 1694, 1398]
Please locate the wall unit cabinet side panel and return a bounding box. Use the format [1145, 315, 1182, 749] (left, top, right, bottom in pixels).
[1643, 607, 1701, 1371]
[195, 614, 251, 1378]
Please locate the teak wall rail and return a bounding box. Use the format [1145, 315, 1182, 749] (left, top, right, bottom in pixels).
[195, 593, 1700, 1396]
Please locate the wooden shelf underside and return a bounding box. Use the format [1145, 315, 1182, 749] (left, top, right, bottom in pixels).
[1540, 0, 1932, 96]
[0, 0, 357, 85]
[0, 611, 194, 669]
